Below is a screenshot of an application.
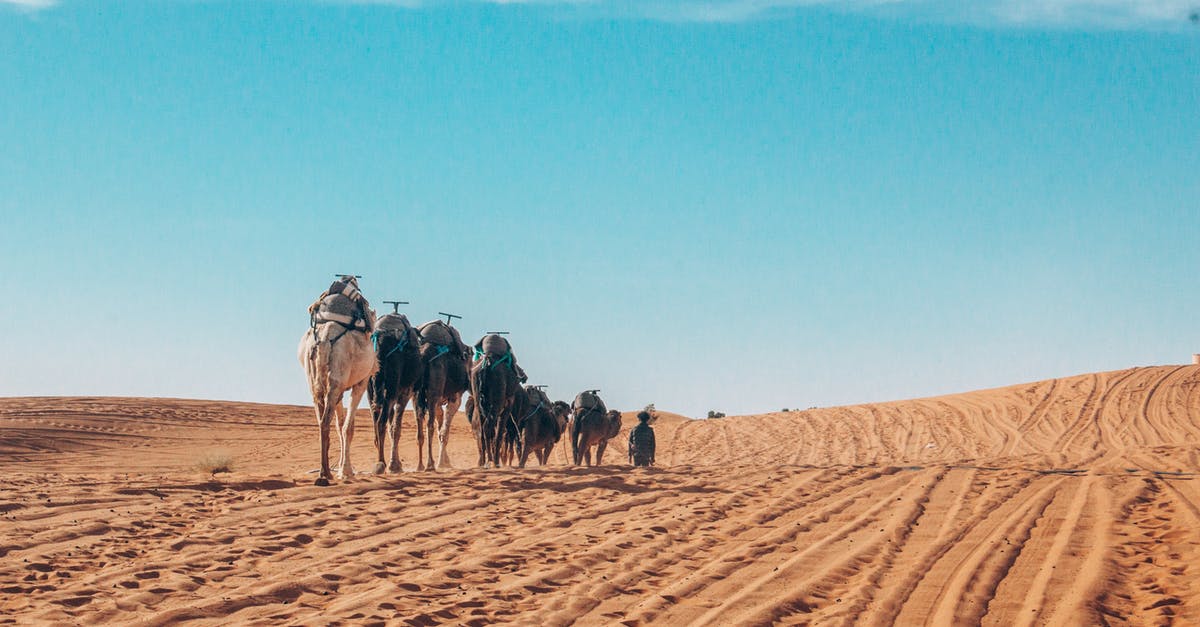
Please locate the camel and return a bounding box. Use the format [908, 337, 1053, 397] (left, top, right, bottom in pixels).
[465, 393, 513, 466]
[367, 313, 422, 474]
[298, 277, 377, 486]
[572, 409, 622, 466]
[571, 390, 622, 466]
[414, 320, 469, 471]
[470, 334, 522, 468]
[512, 387, 570, 468]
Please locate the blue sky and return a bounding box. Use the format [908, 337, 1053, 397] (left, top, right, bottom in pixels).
[2, 0, 1198, 417]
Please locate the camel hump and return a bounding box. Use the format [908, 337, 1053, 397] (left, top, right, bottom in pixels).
[574, 391, 606, 413]
[476, 334, 511, 358]
[375, 313, 411, 333]
[375, 313, 417, 343]
[418, 320, 454, 346]
[525, 385, 551, 406]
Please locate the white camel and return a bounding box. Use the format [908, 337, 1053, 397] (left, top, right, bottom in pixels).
[299, 308, 377, 486]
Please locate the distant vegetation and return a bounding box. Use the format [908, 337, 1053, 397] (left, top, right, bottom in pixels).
[194, 451, 234, 474]
[707, 411, 726, 419]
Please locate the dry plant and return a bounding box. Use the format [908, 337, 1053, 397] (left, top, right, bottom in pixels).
[194, 450, 234, 474]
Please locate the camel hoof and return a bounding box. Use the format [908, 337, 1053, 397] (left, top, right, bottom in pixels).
[388, 462, 402, 473]
[336, 467, 354, 481]
[373, 462, 386, 475]
[315, 477, 331, 487]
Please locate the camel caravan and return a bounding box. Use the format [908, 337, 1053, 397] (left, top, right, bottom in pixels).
[299, 276, 642, 485]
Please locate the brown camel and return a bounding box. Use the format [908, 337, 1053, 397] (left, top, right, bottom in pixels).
[367, 313, 422, 474]
[470, 334, 522, 468]
[513, 388, 570, 468]
[571, 390, 622, 466]
[414, 320, 469, 471]
[298, 276, 377, 485]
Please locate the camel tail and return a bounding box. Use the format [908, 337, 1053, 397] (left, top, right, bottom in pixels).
[419, 365, 445, 415]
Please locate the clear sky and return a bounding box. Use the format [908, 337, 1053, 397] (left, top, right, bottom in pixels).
[2, 0, 1198, 417]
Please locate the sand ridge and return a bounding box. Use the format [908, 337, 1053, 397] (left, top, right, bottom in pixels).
[3, 365, 1200, 624]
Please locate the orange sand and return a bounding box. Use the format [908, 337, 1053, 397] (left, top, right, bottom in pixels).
[3, 365, 1200, 624]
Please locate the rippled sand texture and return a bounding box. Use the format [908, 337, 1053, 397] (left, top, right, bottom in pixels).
[3, 365, 1200, 625]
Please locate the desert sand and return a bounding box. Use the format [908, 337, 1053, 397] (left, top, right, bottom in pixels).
[3, 365, 1200, 625]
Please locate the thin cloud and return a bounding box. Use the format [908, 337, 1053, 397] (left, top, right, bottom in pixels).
[596, 0, 1199, 27]
[0, 0, 57, 8]
[343, 0, 1200, 28]
[6, 0, 1199, 28]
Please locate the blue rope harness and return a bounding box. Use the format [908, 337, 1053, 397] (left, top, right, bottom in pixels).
[429, 344, 451, 361]
[474, 349, 513, 371]
[371, 330, 409, 361]
[521, 400, 544, 423]
[509, 399, 543, 435]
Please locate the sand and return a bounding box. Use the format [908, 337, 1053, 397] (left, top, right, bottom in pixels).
[3, 365, 1200, 625]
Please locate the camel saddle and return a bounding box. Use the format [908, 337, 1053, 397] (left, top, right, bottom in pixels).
[418, 321, 468, 356]
[525, 385, 551, 408]
[373, 313, 419, 348]
[313, 293, 368, 330]
[476, 334, 511, 358]
[471, 335, 527, 382]
[574, 391, 606, 414]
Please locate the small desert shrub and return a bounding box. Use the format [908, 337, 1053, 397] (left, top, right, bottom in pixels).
[707, 410, 726, 419]
[194, 451, 234, 474]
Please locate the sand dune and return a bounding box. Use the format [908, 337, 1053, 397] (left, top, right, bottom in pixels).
[3, 366, 1200, 624]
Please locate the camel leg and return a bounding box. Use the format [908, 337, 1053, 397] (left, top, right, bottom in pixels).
[415, 400, 428, 472]
[423, 401, 438, 472]
[335, 413, 352, 479]
[517, 431, 529, 469]
[372, 391, 389, 475]
[328, 391, 348, 479]
[337, 381, 366, 480]
[389, 394, 407, 473]
[480, 416, 492, 468]
[490, 415, 504, 468]
[500, 417, 511, 467]
[596, 440, 607, 466]
[437, 394, 460, 470]
[314, 397, 333, 486]
[484, 416, 498, 469]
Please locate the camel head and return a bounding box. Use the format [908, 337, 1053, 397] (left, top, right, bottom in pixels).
[551, 400, 571, 434]
[605, 410, 622, 438]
